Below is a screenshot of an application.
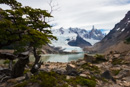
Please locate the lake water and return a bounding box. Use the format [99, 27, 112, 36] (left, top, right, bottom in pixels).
[30, 53, 84, 62]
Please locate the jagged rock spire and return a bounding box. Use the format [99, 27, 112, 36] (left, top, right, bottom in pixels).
[92, 25, 95, 30]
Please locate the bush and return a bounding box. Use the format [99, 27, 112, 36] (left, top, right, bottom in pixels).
[15, 71, 68, 87]
[67, 77, 96, 87]
[3, 60, 16, 65]
[23, 69, 30, 74]
[94, 54, 104, 59]
[112, 58, 123, 65]
[93, 54, 107, 63]
[76, 77, 96, 87]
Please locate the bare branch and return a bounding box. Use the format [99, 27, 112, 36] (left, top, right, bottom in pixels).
[48, 0, 60, 14]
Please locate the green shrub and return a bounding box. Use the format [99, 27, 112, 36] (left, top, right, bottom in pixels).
[94, 54, 104, 59]
[112, 58, 123, 65]
[15, 71, 68, 87]
[30, 71, 57, 87]
[14, 71, 97, 87]
[76, 77, 96, 87]
[67, 77, 96, 87]
[93, 54, 107, 63]
[3, 60, 16, 65]
[23, 69, 30, 74]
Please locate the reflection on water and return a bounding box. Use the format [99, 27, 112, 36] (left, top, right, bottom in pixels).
[30, 53, 84, 62]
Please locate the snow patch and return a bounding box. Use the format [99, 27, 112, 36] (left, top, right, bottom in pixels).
[82, 38, 100, 45]
[116, 28, 120, 31]
[121, 28, 125, 32]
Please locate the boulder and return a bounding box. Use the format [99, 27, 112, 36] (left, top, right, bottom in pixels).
[52, 68, 66, 74]
[123, 81, 130, 87]
[40, 68, 51, 72]
[66, 64, 78, 76]
[76, 60, 86, 66]
[115, 69, 130, 79]
[101, 70, 116, 83]
[122, 76, 130, 82]
[79, 74, 87, 78]
[66, 76, 75, 80]
[82, 71, 90, 75]
[84, 54, 95, 63]
[113, 54, 120, 58]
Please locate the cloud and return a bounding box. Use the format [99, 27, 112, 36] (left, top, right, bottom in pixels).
[1, 0, 130, 31]
[51, 0, 130, 30]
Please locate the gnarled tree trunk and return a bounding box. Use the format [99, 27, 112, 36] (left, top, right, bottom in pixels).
[31, 47, 41, 74]
[11, 56, 29, 78]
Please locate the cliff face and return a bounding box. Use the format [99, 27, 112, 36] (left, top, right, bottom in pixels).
[92, 11, 130, 53]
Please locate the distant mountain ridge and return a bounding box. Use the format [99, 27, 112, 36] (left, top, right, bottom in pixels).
[92, 11, 130, 53]
[50, 27, 105, 50]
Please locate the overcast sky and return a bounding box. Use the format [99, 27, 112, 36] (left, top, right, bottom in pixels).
[1, 0, 130, 33]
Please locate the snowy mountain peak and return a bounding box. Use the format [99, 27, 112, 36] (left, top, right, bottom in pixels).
[92, 25, 95, 30]
[50, 27, 105, 52]
[51, 27, 104, 45]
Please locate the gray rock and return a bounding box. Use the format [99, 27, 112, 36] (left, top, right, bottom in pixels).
[115, 69, 130, 79]
[66, 64, 79, 76]
[52, 68, 66, 74]
[40, 68, 51, 72]
[122, 76, 130, 82]
[66, 76, 71, 80]
[76, 60, 86, 66]
[113, 54, 120, 58]
[84, 54, 95, 63]
[79, 74, 87, 78]
[101, 70, 116, 83]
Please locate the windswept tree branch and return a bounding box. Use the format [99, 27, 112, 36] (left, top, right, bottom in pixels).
[48, 0, 60, 14]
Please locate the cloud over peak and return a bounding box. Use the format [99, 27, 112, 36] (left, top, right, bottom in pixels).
[1, 0, 130, 31]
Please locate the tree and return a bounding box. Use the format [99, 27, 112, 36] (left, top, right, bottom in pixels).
[20, 6, 57, 73]
[0, 0, 56, 77]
